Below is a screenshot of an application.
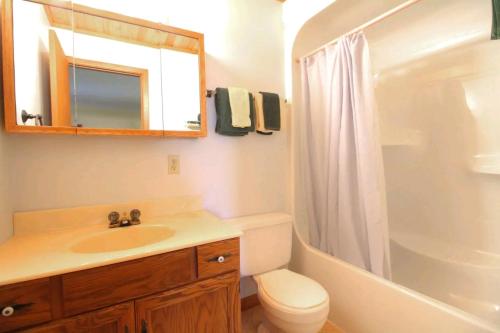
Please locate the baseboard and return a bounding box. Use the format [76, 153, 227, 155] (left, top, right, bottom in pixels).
[241, 293, 260, 311]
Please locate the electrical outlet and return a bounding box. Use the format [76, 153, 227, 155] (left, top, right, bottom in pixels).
[168, 155, 180, 175]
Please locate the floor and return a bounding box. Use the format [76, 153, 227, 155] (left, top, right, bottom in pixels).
[242, 306, 344, 333]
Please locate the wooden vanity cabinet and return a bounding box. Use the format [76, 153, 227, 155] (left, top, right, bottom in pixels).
[0, 238, 240, 333]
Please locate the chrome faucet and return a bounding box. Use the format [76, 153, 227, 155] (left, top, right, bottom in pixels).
[108, 209, 141, 228]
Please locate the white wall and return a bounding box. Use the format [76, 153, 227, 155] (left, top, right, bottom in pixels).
[0, 60, 12, 243]
[2, 0, 286, 232]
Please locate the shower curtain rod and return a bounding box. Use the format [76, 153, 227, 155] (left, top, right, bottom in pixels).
[297, 0, 424, 62]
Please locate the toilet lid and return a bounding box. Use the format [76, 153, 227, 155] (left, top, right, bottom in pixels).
[258, 269, 328, 309]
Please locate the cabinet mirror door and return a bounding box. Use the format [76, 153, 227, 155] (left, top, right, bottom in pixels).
[12, 0, 76, 133]
[68, 5, 164, 135]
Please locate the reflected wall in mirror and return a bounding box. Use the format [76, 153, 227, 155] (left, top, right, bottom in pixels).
[3, 0, 206, 137]
[12, 0, 75, 131]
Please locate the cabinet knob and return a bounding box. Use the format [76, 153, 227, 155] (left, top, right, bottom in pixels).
[207, 253, 232, 263]
[1, 303, 33, 317]
[1, 306, 14, 317]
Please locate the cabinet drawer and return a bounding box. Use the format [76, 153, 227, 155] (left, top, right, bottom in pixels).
[0, 278, 52, 332]
[20, 302, 134, 333]
[197, 238, 240, 279]
[62, 248, 196, 317]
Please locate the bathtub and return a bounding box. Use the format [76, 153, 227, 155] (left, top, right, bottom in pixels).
[391, 231, 500, 326]
[290, 226, 499, 333]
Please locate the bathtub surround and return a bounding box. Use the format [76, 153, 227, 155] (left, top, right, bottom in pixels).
[291, 0, 500, 331]
[300, 32, 390, 278]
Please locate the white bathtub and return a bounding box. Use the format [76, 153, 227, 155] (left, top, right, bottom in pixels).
[391, 231, 500, 326]
[290, 226, 500, 333]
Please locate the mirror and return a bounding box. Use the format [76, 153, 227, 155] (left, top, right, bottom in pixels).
[5, 0, 206, 136]
[12, 0, 75, 130]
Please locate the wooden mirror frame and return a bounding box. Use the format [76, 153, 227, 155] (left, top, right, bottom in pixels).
[1, 0, 207, 137]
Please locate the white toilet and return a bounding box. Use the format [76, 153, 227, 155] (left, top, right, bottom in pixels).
[229, 213, 329, 333]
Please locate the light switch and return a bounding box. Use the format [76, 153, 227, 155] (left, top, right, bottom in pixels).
[168, 155, 180, 175]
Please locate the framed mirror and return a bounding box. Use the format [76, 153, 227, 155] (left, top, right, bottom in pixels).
[2, 0, 207, 137]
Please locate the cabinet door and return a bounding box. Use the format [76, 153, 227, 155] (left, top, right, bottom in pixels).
[136, 272, 240, 333]
[21, 302, 134, 333]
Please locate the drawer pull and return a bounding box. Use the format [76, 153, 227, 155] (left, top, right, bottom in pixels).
[1, 306, 14, 317]
[1, 303, 33, 317]
[207, 253, 232, 263]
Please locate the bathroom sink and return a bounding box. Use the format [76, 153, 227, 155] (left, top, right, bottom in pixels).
[70, 225, 175, 253]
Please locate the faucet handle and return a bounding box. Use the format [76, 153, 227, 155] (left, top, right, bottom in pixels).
[108, 211, 120, 228]
[130, 209, 141, 225]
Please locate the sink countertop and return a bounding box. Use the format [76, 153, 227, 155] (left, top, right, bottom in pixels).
[0, 210, 242, 287]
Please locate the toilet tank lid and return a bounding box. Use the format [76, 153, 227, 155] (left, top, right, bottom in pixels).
[224, 213, 292, 231]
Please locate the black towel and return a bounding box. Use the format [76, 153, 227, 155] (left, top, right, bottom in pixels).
[215, 88, 255, 136]
[260, 92, 281, 131]
[494, 0, 500, 39]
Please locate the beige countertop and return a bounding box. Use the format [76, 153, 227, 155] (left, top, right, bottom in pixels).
[0, 210, 241, 287]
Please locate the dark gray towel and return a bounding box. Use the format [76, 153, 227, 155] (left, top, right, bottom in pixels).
[260, 92, 281, 131]
[494, 0, 500, 39]
[215, 88, 255, 136]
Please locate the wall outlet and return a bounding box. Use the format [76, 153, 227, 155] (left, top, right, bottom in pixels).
[168, 155, 180, 175]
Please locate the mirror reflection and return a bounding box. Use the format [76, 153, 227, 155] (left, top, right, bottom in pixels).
[12, 0, 203, 133]
[13, 0, 74, 128]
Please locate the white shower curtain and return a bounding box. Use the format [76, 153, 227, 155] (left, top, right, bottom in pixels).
[299, 32, 391, 278]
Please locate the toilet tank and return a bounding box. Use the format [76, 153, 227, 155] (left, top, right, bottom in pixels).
[226, 213, 292, 277]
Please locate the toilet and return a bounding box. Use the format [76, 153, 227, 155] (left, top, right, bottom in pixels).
[229, 213, 329, 333]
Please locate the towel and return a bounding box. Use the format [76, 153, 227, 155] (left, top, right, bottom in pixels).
[215, 88, 255, 136]
[493, 0, 500, 39]
[228, 87, 251, 127]
[254, 92, 273, 135]
[261, 92, 281, 131]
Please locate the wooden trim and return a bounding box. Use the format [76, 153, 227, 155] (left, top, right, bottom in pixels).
[5, 125, 77, 135]
[49, 30, 72, 127]
[68, 58, 150, 130]
[76, 128, 163, 137]
[241, 294, 260, 311]
[198, 34, 207, 137]
[1, 0, 16, 132]
[69, 58, 147, 77]
[32, 0, 202, 53]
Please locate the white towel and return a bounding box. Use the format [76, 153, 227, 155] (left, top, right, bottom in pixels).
[254, 92, 266, 132]
[228, 87, 251, 128]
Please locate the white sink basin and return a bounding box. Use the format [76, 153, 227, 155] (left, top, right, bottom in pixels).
[70, 225, 175, 253]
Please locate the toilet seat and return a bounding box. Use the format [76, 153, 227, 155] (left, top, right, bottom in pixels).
[255, 269, 329, 322]
[256, 269, 329, 311]
[254, 269, 329, 332]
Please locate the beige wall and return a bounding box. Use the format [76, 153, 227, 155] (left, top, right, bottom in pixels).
[0, 88, 12, 244]
[1, 0, 287, 239]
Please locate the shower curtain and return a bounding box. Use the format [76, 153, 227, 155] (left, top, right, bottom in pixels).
[299, 32, 391, 278]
